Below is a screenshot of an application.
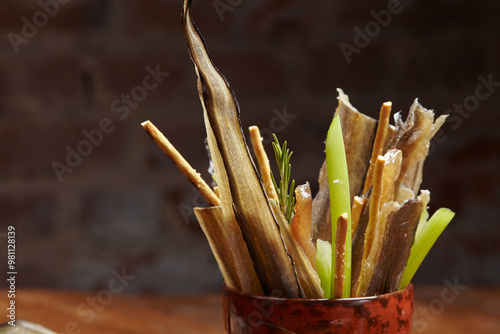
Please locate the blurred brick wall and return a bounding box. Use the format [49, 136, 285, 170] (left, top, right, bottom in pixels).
[0, 0, 498, 293]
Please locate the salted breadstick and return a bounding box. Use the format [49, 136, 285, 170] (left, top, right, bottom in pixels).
[142, 120, 220, 207]
[249, 126, 279, 201]
[353, 156, 385, 296]
[366, 157, 386, 242]
[333, 212, 349, 299]
[363, 102, 392, 194]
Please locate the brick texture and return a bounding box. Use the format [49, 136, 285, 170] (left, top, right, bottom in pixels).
[0, 0, 499, 294]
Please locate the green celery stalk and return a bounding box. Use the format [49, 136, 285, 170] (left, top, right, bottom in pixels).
[415, 207, 429, 240]
[316, 239, 332, 298]
[325, 114, 352, 298]
[399, 208, 455, 289]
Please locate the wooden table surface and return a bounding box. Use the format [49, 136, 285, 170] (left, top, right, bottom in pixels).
[1, 286, 499, 333]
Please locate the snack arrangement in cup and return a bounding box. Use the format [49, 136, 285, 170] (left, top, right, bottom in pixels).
[142, 0, 454, 332]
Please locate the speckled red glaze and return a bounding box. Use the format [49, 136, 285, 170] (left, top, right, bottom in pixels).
[222, 284, 413, 333]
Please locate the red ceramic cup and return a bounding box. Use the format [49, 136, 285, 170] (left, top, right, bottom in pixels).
[222, 284, 414, 333]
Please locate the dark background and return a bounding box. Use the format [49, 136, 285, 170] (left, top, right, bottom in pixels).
[0, 0, 498, 294]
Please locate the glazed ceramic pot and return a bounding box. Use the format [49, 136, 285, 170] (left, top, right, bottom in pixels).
[222, 284, 414, 334]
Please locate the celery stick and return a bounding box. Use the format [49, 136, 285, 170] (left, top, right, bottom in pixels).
[399, 208, 455, 289]
[316, 239, 332, 298]
[415, 207, 429, 240]
[325, 114, 352, 298]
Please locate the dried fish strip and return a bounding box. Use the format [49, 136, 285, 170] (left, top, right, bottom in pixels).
[350, 192, 370, 295]
[271, 201, 324, 299]
[194, 206, 263, 295]
[390, 100, 447, 199]
[311, 160, 331, 242]
[182, 0, 301, 297]
[336, 89, 378, 203]
[291, 183, 317, 270]
[365, 195, 425, 295]
[354, 147, 405, 296]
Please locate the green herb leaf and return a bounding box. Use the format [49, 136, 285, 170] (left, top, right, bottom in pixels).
[271, 134, 296, 223]
[415, 206, 429, 240]
[316, 239, 332, 298]
[399, 208, 455, 289]
[326, 114, 352, 298]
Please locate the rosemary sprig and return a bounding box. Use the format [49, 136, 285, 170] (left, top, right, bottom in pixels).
[270, 134, 296, 222]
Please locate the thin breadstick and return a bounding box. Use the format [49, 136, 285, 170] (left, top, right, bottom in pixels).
[354, 156, 385, 296]
[363, 102, 392, 194]
[333, 212, 348, 299]
[351, 196, 367, 236]
[366, 157, 386, 247]
[142, 120, 220, 207]
[249, 126, 279, 201]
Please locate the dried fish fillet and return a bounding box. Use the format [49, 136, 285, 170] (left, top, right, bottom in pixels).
[291, 183, 317, 271]
[336, 89, 378, 203]
[353, 156, 386, 296]
[311, 89, 378, 242]
[182, 0, 300, 297]
[271, 201, 324, 299]
[194, 206, 263, 295]
[366, 193, 427, 295]
[311, 160, 331, 242]
[353, 149, 403, 296]
[390, 100, 447, 198]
